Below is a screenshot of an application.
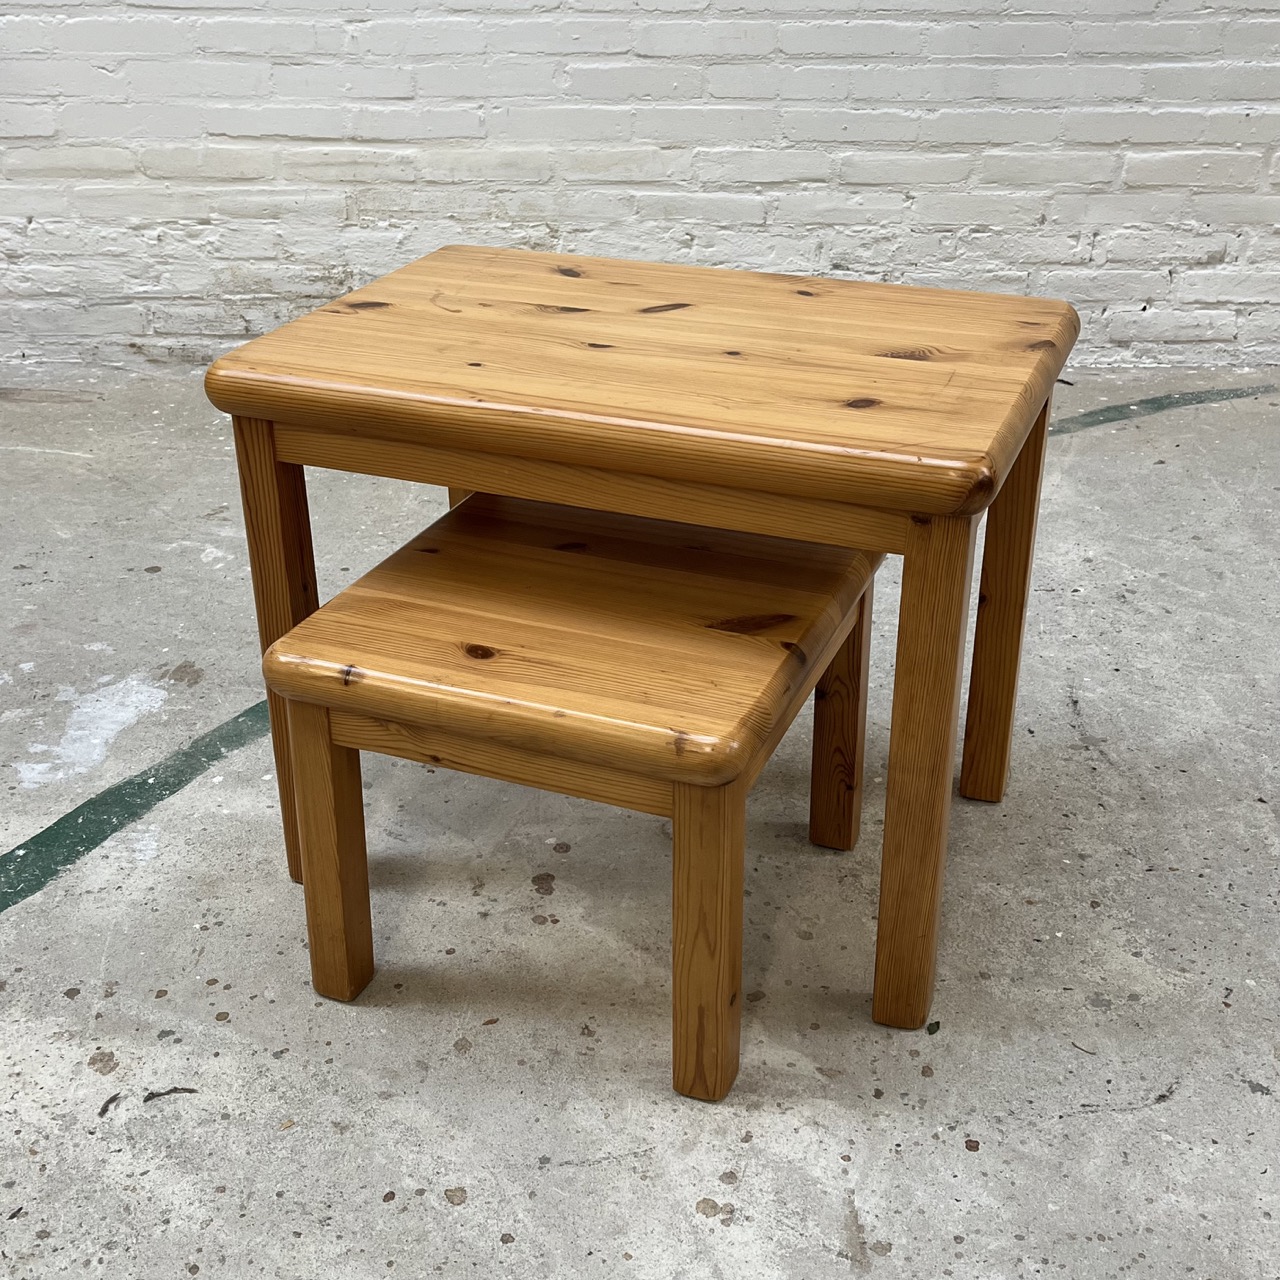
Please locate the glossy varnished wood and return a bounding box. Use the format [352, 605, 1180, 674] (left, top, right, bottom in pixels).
[810, 584, 874, 851]
[672, 778, 747, 1101]
[288, 700, 374, 1000]
[232, 415, 318, 883]
[738, 584, 873, 795]
[269, 496, 877, 1100]
[264, 495, 880, 787]
[207, 246, 1079, 517]
[874, 514, 979, 1029]
[330, 710, 673, 817]
[212, 246, 1077, 1047]
[960, 398, 1050, 802]
[273, 424, 911, 554]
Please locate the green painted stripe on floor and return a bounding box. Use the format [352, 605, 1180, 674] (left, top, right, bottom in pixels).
[1051, 383, 1277, 437]
[0, 701, 269, 914]
[2, 380, 1275, 917]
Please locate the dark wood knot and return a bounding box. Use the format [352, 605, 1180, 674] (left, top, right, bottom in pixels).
[780, 640, 807, 663]
[464, 644, 496, 660]
[341, 664, 363, 686]
[845, 397, 881, 409]
[639, 302, 691, 314]
[556, 266, 583, 277]
[707, 613, 796, 634]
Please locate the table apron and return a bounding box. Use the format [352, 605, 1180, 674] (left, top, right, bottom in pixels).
[273, 422, 911, 555]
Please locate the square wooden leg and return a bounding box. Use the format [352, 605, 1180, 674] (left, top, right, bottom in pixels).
[287, 699, 375, 1001]
[960, 397, 1050, 803]
[671, 779, 746, 1101]
[873, 514, 978, 1029]
[809, 582, 873, 851]
[233, 415, 319, 884]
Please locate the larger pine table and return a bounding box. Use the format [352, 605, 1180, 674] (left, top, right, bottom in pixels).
[206, 245, 1078, 1030]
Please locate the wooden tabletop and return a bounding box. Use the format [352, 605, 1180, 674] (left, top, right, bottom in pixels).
[264, 494, 880, 786]
[206, 245, 1078, 516]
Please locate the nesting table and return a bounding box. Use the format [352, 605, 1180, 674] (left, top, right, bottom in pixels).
[206, 245, 1078, 1031]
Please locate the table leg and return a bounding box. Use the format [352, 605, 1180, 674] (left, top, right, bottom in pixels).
[809, 582, 873, 852]
[233, 416, 319, 883]
[960, 397, 1050, 803]
[672, 779, 746, 1101]
[873, 514, 978, 1029]
[289, 700, 375, 1000]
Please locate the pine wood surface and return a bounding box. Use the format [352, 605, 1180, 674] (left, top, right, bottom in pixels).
[329, 709, 674, 818]
[672, 778, 747, 1101]
[288, 700, 374, 1000]
[960, 398, 1051, 802]
[263, 494, 880, 787]
[809, 585, 874, 852]
[273, 423, 913, 554]
[232, 416, 319, 883]
[214, 246, 1075, 1041]
[207, 245, 1079, 517]
[873, 514, 979, 1029]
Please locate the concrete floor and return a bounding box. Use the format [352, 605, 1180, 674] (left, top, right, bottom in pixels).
[1, 364, 1277, 1279]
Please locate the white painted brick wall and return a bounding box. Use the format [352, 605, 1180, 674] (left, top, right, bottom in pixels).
[3, 0, 1279, 367]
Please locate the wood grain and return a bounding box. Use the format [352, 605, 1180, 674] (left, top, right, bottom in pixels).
[262, 494, 878, 787]
[210, 246, 1080, 1088]
[809, 583, 873, 851]
[873, 514, 978, 1029]
[274, 424, 911, 554]
[330, 710, 673, 817]
[264, 495, 877, 1100]
[960, 396, 1050, 802]
[672, 779, 746, 1102]
[232, 415, 319, 882]
[207, 245, 1079, 517]
[288, 700, 374, 1001]
[737, 568, 881, 795]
